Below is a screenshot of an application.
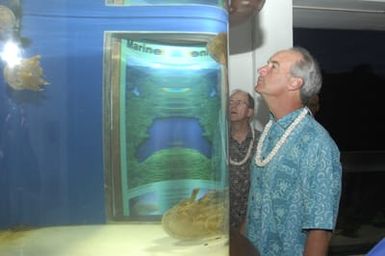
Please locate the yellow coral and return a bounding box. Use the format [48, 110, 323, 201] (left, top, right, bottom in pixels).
[161, 188, 228, 241]
[3, 55, 49, 91]
[206, 33, 227, 65]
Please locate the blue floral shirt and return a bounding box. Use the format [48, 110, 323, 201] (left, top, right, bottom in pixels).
[246, 108, 342, 256]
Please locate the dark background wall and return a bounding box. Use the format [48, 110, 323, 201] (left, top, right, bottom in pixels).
[294, 28, 385, 152]
[294, 30, 385, 254]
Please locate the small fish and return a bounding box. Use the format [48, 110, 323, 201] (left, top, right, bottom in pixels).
[131, 86, 140, 96]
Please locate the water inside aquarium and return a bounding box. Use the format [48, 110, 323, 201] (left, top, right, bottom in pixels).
[0, 1, 229, 255]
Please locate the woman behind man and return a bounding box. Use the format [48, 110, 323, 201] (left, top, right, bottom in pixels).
[229, 89, 260, 232]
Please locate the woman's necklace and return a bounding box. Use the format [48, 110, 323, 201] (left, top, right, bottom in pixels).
[230, 124, 255, 166]
[255, 108, 308, 167]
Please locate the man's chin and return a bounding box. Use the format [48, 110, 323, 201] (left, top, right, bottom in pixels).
[255, 87, 262, 94]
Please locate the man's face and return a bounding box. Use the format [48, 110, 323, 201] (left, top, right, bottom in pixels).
[255, 50, 301, 97]
[229, 92, 252, 122]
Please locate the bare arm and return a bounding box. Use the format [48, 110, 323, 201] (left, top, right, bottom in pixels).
[303, 229, 332, 256]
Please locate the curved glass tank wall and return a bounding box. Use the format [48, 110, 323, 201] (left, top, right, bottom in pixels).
[0, 0, 229, 255]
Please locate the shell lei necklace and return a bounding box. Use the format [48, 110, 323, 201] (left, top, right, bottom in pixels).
[230, 124, 255, 166]
[255, 108, 308, 167]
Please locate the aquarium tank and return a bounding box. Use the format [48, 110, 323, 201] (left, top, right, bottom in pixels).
[0, 0, 230, 255]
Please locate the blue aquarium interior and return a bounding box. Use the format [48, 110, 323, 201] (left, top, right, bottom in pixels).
[0, 0, 228, 229]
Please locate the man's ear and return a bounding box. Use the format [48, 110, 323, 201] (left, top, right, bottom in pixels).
[289, 77, 303, 90]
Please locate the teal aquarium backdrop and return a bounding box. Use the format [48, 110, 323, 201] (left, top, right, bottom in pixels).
[105, 35, 228, 220]
[0, 0, 228, 228]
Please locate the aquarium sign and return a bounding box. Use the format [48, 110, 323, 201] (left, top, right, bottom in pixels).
[126, 40, 209, 59]
[126, 40, 162, 55]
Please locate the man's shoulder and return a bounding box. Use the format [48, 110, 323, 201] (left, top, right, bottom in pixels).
[301, 117, 340, 151]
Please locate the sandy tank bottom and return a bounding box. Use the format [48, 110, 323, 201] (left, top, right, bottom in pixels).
[0, 224, 229, 256]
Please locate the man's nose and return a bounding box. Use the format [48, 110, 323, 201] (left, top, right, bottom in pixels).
[258, 65, 268, 75]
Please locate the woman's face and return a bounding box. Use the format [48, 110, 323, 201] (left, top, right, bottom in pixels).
[229, 91, 253, 122]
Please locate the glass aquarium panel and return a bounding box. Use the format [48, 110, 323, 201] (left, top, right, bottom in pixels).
[0, 0, 229, 255]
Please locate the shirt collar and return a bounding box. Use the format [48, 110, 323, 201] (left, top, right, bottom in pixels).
[269, 107, 307, 130]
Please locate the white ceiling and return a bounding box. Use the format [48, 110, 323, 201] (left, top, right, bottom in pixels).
[293, 0, 385, 31]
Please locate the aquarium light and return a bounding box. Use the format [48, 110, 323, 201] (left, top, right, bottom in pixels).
[1, 40, 22, 68]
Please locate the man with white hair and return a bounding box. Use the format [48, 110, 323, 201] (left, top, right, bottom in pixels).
[246, 47, 342, 256]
